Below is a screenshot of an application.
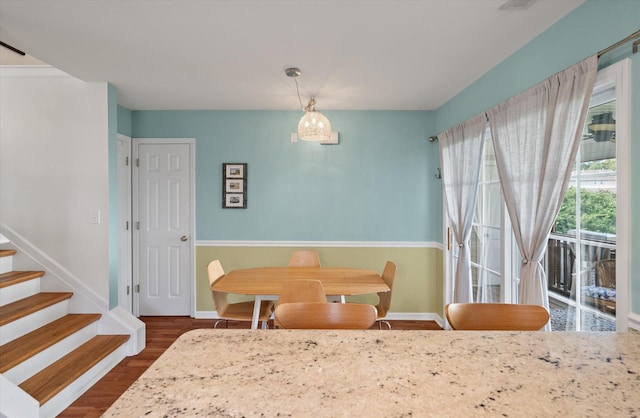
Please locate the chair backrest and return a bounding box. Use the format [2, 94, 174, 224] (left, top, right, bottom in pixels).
[375, 261, 396, 317]
[275, 302, 377, 329]
[596, 259, 616, 289]
[288, 250, 321, 267]
[445, 303, 549, 331]
[207, 260, 228, 312]
[278, 279, 327, 305]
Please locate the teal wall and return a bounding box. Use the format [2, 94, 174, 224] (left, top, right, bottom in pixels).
[435, 0, 640, 315]
[132, 110, 441, 242]
[435, 0, 640, 134]
[117, 105, 132, 137]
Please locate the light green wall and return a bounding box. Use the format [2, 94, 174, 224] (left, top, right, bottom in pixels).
[196, 245, 443, 314]
[435, 0, 640, 134]
[132, 110, 441, 242]
[117, 105, 132, 137]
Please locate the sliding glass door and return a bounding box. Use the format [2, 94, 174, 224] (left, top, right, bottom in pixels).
[443, 60, 629, 331]
[545, 60, 630, 331]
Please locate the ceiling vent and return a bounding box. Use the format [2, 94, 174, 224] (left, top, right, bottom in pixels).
[499, 0, 537, 11]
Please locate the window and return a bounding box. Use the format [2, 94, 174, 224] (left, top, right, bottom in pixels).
[443, 59, 630, 331]
[447, 131, 517, 306]
[544, 60, 630, 331]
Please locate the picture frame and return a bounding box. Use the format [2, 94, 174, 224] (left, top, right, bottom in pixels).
[225, 163, 245, 178]
[224, 193, 244, 208]
[225, 179, 244, 193]
[222, 163, 247, 208]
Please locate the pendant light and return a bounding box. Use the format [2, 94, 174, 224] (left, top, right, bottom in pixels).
[286, 68, 332, 142]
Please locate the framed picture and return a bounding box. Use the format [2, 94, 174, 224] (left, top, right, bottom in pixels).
[225, 179, 244, 193]
[225, 163, 245, 178]
[222, 163, 247, 208]
[224, 193, 244, 208]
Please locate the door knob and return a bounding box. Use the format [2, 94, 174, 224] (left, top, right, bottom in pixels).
[181, 235, 189, 242]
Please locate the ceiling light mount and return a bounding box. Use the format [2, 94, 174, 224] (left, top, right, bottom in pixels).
[285, 67, 301, 78]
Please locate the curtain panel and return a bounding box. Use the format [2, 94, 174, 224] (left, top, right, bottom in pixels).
[486, 56, 598, 318]
[439, 114, 486, 303]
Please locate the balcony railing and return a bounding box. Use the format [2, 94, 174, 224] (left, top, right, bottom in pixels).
[545, 232, 616, 314]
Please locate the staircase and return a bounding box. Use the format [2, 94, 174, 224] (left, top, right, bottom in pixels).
[0, 247, 130, 418]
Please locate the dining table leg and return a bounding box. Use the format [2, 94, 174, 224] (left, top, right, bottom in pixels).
[251, 298, 262, 330]
[251, 295, 278, 329]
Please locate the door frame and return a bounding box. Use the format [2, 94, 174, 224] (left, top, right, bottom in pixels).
[132, 137, 196, 317]
[117, 134, 133, 313]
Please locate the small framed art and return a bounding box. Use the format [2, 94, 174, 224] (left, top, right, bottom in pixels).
[225, 163, 245, 179]
[222, 163, 247, 208]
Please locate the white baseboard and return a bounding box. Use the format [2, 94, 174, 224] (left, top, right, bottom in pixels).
[628, 312, 640, 331]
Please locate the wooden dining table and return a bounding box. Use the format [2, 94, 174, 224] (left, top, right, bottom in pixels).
[211, 267, 389, 329]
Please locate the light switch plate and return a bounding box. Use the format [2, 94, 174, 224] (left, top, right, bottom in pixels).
[89, 209, 101, 224]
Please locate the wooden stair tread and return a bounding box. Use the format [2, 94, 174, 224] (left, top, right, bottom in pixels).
[0, 270, 45, 289]
[0, 249, 17, 258]
[0, 292, 73, 326]
[20, 334, 130, 405]
[0, 313, 102, 373]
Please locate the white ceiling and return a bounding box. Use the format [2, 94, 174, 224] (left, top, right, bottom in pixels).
[0, 0, 584, 111]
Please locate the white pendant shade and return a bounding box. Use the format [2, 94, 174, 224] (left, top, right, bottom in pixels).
[298, 110, 332, 142]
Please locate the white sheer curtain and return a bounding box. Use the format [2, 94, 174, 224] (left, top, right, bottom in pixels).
[439, 114, 486, 303]
[486, 56, 598, 316]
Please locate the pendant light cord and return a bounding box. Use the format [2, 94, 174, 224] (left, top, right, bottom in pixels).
[292, 76, 305, 111]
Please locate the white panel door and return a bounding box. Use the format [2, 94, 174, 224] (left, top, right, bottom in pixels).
[134, 139, 193, 316]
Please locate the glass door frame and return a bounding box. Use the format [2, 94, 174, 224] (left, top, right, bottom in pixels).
[441, 59, 630, 331]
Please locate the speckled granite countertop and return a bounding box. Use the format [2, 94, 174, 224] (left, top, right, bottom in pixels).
[104, 329, 640, 417]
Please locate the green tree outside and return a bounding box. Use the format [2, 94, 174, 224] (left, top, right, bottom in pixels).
[555, 186, 616, 234]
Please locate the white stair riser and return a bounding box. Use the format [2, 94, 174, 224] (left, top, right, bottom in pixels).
[0, 256, 13, 274]
[0, 300, 69, 345]
[0, 374, 39, 418]
[0, 278, 41, 307]
[4, 322, 100, 384]
[39, 343, 128, 418]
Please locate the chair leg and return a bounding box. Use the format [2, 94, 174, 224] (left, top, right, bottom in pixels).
[377, 320, 391, 330]
[214, 319, 230, 329]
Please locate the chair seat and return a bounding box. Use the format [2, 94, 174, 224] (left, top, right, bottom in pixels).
[220, 300, 274, 321]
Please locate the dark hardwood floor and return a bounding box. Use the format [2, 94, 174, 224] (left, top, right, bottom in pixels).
[58, 317, 442, 417]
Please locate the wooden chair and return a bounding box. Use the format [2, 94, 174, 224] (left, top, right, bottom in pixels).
[274, 279, 327, 328]
[208, 260, 274, 329]
[445, 303, 549, 331]
[275, 302, 377, 330]
[596, 259, 616, 289]
[288, 250, 321, 267]
[375, 261, 396, 329]
[278, 279, 327, 304]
